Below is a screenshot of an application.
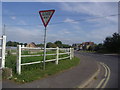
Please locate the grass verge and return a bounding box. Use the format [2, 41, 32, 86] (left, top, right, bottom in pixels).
[5, 54, 80, 83]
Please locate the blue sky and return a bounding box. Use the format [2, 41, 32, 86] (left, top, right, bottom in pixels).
[2, 2, 118, 44]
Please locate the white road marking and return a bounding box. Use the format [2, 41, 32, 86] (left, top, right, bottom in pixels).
[96, 62, 107, 88]
[78, 62, 100, 88]
[96, 78, 105, 88]
[96, 62, 111, 88]
[101, 63, 111, 88]
[102, 63, 107, 77]
[104, 54, 118, 56]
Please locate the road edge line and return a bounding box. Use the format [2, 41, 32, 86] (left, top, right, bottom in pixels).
[96, 62, 111, 88]
[78, 62, 100, 88]
[101, 63, 111, 88]
[96, 62, 107, 88]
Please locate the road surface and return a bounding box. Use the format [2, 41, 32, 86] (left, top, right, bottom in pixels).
[75, 51, 119, 88]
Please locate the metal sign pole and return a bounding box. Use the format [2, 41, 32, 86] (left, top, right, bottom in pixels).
[43, 27, 47, 70]
[39, 10, 55, 70]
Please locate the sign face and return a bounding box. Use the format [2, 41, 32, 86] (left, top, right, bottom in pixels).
[39, 10, 55, 27]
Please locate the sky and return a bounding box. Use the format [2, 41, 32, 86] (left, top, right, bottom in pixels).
[1, 2, 118, 45]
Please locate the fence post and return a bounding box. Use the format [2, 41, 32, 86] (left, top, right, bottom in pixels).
[17, 45, 21, 75]
[1, 35, 6, 68]
[71, 48, 74, 58]
[67, 48, 69, 55]
[56, 47, 59, 64]
[72, 48, 74, 58]
[70, 48, 72, 60]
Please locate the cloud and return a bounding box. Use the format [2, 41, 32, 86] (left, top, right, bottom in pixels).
[63, 31, 71, 34]
[5, 26, 72, 44]
[85, 25, 118, 43]
[2, 0, 119, 2]
[60, 2, 118, 23]
[5, 22, 118, 45]
[11, 16, 16, 20]
[3, 2, 118, 45]
[64, 18, 78, 24]
[58, 2, 118, 44]
[18, 20, 27, 25]
[6, 27, 44, 43]
[61, 23, 118, 44]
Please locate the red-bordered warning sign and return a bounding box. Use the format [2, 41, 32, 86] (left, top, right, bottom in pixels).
[39, 10, 55, 27]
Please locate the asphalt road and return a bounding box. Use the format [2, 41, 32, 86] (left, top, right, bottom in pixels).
[75, 51, 119, 88]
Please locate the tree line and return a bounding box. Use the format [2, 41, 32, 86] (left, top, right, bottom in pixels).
[6, 40, 71, 48]
[95, 33, 120, 53]
[6, 32, 120, 53]
[80, 33, 120, 53]
[6, 41, 27, 47]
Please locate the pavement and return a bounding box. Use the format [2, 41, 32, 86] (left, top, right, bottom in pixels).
[2, 51, 99, 88]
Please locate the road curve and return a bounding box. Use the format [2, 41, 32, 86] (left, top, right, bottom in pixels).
[75, 51, 119, 88]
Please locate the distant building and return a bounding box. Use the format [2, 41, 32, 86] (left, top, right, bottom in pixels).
[72, 43, 81, 50]
[81, 42, 94, 50]
[26, 42, 36, 48]
[72, 42, 94, 50]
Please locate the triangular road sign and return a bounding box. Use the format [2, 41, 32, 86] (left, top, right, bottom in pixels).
[39, 10, 55, 27]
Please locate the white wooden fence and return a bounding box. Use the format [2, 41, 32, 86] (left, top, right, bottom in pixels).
[17, 45, 74, 74]
[0, 35, 6, 68]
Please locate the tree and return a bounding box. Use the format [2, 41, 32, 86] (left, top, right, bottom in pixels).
[47, 42, 57, 48]
[36, 44, 44, 47]
[62, 44, 71, 48]
[24, 43, 27, 47]
[6, 41, 12, 46]
[6, 41, 19, 47]
[19, 43, 23, 45]
[54, 41, 62, 47]
[93, 43, 104, 52]
[103, 33, 120, 53]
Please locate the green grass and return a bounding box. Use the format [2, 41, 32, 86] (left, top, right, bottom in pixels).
[21, 53, 69, 64]
[17, 57, 79, 83]
[21, 50, 69, 63]
[5, 50, 80, 83]
[5, 55, 17, 74]
[21, 50, 65, 55]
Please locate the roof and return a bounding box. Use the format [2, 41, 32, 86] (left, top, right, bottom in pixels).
[26, 42, 36, 48]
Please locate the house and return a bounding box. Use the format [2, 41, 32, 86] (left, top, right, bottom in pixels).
[26, 42, 36, 48]
[81, 42, 94, 50]
[72, 42, 94, 50]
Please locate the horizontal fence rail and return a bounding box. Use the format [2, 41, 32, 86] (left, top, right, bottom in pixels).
[21, 61, 42, 66]
[59, 52, 70, 55]
[59, 56, 70, 60]
[21, 47, 57, 50]
[17, 45, 74, 74]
